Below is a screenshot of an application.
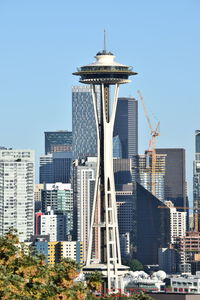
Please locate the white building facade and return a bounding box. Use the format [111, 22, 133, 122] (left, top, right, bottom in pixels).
[164, 200, 186, 244]
[0, 149, 34, 241]
[40, 207, 66, 241]
[73, 157, 96, 263]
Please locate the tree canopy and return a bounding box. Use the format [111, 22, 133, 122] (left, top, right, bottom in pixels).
[0, 232, 152, 299]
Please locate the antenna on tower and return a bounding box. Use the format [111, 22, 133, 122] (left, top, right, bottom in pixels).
[104, 29, 106, 53]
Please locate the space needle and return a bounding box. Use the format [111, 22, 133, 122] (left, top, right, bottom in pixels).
[73, 35, 137, 293]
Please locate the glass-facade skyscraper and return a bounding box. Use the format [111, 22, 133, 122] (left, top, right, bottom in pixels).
[114, 97, 138, 158]
[72, 86, 98, 159]
[45, 131, 72, 154]
[39, 152, 72, 184]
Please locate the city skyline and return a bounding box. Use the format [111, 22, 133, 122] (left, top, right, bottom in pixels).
[1, 0, 200, 201]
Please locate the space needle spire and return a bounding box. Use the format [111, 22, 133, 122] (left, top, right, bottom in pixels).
[73, 38, 137, 294]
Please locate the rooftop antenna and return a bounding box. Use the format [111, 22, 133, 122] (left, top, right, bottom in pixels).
[104, 29, 106, 53]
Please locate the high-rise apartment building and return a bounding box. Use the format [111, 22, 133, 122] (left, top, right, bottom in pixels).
[41, 183, 73, 237]
[164, 201, 186, 244]
[72, 86, 98, 159]
[45, 131, 72, 154]
[156, 148, 187, 208]
[0, 149, 34, 241]
[114, 97, 138, 158]
[40, 152, 72, 184]
[193, 131, 200, 230]
[72, 157, 96, 262]
[133, 151, 166, 201]
[40, 207, 66, 241]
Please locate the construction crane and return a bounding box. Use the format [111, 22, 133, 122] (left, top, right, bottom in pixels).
[158, 205, 199, 233]
[137, 90, 160, 196]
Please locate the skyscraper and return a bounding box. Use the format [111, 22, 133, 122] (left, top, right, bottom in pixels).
[133, 151, 166, 201]
[45, 131, 72, 154]
[72, 157, 97, 263]
[135, 182, 170, 265]
[72, 86, 98, 159]
[73, 45, 137, 292]
[0, 149, 34, 241]
[114, 97, 138, 158]
[193, 131, 200, 230]
[39, 152, 72, 184]
[156, 148, 187, 208]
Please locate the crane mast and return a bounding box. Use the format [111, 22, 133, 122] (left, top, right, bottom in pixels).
[137, 90, 160, 196]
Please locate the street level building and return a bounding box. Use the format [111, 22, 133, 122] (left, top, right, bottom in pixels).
[0, 149, 34, 242]
[30, 236, 83, 266]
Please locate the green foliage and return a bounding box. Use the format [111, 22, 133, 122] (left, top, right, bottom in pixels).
[0, 232, 152, 299]
[0, 231, 97, 299]
[123, 258, 144, 272]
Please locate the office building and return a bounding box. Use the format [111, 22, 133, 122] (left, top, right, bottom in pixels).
[114, 158, 132, 185]
[52, 151, 72, 183]
[41, 183, 73, 237]
[133, 152, 166, 201]
[156, 148, 187, 208]
[34, 184, 44, 212]
[0, 149, 34, 242]
[40, 207, 66, 241]
[39, 152, 72, 184]
[193, 131, 200, 230]
[34, 184, 44, 202]
[113, 135, 122, 159]
[135, 182, 170, 265]
[116, 184, 135, 256]
[114, 97, 138, 158]
[72, 86, 98, 159]
[39, 154, 53, 183]
[120, 232, 131, 259]
[45, 131, 72, 154]
[158, 247, 179, 274]
[72, 157, 96, 262]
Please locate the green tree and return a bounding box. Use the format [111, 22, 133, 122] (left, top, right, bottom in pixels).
[0, 231, 98, 299]
[123, 258, 144, 272]
[0, 232, 152, 299]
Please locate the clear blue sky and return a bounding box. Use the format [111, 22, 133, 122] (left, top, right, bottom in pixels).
[0, 0, 200, 201]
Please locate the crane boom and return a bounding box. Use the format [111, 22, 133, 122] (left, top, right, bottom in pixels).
[137, 90, 160, 196]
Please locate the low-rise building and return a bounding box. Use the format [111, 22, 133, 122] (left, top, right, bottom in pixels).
[170, 272, 200, 294]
